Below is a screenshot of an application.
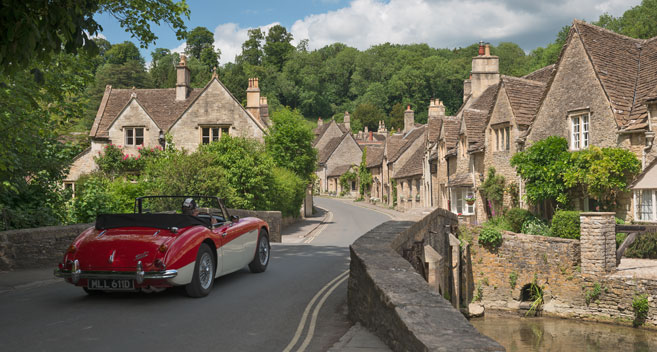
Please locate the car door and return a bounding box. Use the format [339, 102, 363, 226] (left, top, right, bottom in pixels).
[220, 220, 246, 274]
[211, 221, 229, 276]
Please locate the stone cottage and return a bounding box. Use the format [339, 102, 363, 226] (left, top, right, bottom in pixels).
[65, 55, 270, 189]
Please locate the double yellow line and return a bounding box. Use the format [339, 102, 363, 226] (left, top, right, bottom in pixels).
[282, 270, 349, 352]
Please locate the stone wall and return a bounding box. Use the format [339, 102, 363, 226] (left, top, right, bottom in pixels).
[0, 209, 282, 271]
[348, 208, 504, 351]
[580, 212, 616, 275]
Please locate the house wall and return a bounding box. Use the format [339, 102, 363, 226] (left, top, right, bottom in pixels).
[107, 100, 161, 155]
[325, 137, 362, 181]
[315, 122, 344, 151]
[169, 80, 264, 152]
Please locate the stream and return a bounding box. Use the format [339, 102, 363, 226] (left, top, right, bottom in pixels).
[471, 313, 657, 351]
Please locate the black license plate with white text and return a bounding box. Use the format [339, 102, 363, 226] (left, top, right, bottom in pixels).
[87, 279, 135, 291]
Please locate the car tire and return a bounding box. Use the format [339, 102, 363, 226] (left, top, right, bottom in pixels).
[249, 229, 270, 273]
[185, 243, 215, 298]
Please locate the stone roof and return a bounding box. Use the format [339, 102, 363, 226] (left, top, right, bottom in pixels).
[572, 20, 657, 130]
[90, 86, 202, 138]
[501, 75, 548, 127]
[469, 84, 499, 112]
[385, 135, 405, 161]
[442, 117, 461, 155]
[463, 109, 488, 152]
[427, 116, 443, 143]
[328, 164, 354, 177]
[644, 85, 657, 103]
[313, 123, 329, 139]
[389, 126, 426, 163]
[448, 172, 474, 187]
[318, 137, 342, 164]
[393, 147, 424, 178]
[522, 64, 555, 83]
[365, 146, 384, 168]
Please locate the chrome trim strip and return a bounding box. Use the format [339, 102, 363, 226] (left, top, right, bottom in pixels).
[54, 269, 178, 280]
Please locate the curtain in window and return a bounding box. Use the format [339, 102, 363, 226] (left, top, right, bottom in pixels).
[638, 190, 654, 221]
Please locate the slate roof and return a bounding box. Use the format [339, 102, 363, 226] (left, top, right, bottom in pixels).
[313, 123, 329, 138]
[394, 147, 424, 178]
[385, 135, 405, 161]
[572, 20, 657, 130]
[463, 109, 488, 152]
[522, 64, 555, 83]
[318, 137, 342, 164]
[328, 164, 355, 177]
[427, 116, 443, 143]
[448, 173, 474, 187]
[389, 126, 426, 163]
[501, 76, 548, 127]
[469, 84, 499, 112]
[442, 117, 461, 155]
[365, 146, 384, 168]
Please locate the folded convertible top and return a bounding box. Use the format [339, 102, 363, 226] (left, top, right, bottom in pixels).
[95, 213, 210, 230]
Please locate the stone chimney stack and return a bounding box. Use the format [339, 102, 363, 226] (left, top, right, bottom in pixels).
[404, 105, 415, 134]
[463, 78, 472, 102]
[364, 126, 369, 134]
[470, 42, 499, 99]
[344, 111, 351, 132]
[246, 78, 261, 121]
[379, 120, 387, 133]
[317, 117, 323, 127]
[428, 99, 446, 118]
[369, 131, 373, 141]
[176, 55, 191, 101]
[259, 96, 269, 120]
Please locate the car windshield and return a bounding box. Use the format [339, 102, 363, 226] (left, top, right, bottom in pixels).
[134, 196, 226, 222]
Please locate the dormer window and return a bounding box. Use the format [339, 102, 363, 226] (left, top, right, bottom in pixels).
[459, 136, 467, 157]
[491, 125, 510, 151]
[201, 125, 230, 144]
[125, 127, 144, 146]
[570, 112, 589, 150]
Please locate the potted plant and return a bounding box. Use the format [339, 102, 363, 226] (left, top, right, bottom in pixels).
[465, 195, 476, 205]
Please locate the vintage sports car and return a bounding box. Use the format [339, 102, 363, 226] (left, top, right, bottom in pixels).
[54, 196, 270, 297]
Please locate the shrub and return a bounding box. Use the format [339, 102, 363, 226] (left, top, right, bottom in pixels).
[632, 294, 650, 327]
[521, 217, 552, 236]
[625, 232, 657, 259]
[486, 216, 512, 232]
[479, 224, 503, 248]
[505, 208, 533, 233]
[271, 167, 305, 217]
[551, 210, 581, 239]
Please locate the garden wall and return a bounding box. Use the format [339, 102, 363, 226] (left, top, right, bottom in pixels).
[0, 209, 283, 271]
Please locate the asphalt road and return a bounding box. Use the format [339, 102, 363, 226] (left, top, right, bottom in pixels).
[0, 197, 390, 352]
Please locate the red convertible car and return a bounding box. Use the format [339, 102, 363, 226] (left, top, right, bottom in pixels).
[54, 196, 270, 297]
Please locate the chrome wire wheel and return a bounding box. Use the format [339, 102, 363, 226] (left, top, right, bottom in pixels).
[258, 236, 270, 266]
[199, 252, 213, 290]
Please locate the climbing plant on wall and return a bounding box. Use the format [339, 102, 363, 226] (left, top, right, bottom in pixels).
[358, 147, 373, 198]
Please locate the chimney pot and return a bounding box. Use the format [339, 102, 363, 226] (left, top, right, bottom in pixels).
[176, 55, 191, 101]
[484, 43, 491, 56]
[369, 131, 373, 141]
[406, 105, 411, 111]
[478, 41, 485, 56]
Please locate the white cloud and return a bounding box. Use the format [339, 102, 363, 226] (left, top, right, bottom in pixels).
[289, 0, 642, 51]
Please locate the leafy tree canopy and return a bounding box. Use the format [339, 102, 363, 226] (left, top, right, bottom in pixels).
[186, 26, 214, 60]
[265, 108, 317, 181]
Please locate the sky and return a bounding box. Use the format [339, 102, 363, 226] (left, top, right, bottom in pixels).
[95, 0, 641, 65]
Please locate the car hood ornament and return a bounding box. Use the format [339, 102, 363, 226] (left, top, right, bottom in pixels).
[108, 250, 116, 264]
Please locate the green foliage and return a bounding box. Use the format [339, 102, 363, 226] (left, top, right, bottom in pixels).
[339, 169, 358, 196]
[0, 0, 190, 75]
[594, 0, 657, 39]
[185, 27, 215, 60]
[95, 144, 162, 178]
[263, 25, 295, 70]
[481, 168, 505, 214]
[509, 271, 518, 290]
[105, 41, 144, 65]
[625, 232, 657, 259]
[486, 216, 513, 232]
[526, 275, 544, 316]
[585, 282, 604, 305]
[478, 224, 503, 248]
[473, 281, 483, 302]
[353, 103, 386, 132]
[239, 28, 265, 66]
[551, 210, 581, 239]
[271, 167, 306, 217]
[391, 179, 398, 206]
[265, 107, 317, 181]
[505, 208, 533, 233]
[358, 148, 373, 197]
[521, 217, 552, 237]
[632, 294, 650, 327]
[505, 182, 520, 208]
[511, 136, 571, 207]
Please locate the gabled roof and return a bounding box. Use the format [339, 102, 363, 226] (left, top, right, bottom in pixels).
[462, 109, 488, 152]
[442, 117, 461, 155]
[427, 116, 443, 143]
[469, 84, 499, 112]
[313, 123, 330, 138]
[385, 134, 405, 161]
[448, 173, 474, 187]
[393, 147, 424, 178]
[501, 75, 548, 127]
[572, 20, 656, 130]
[365, 146, 384, 168]
[389, 126, 426, 163]
[522, 64, 555, 83]
[328, 164, 355, 177]
[631, 156, 657, 189]
[318, 137, 343, 164]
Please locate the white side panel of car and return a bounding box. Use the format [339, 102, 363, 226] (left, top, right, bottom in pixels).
[168, 261, 195, 286]
[221, 229, 258, 275]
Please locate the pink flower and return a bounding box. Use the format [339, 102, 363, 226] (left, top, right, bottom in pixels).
[123, 154, 129, 160]
[137, 146, 142, 150]
[135, 154, 141, 159]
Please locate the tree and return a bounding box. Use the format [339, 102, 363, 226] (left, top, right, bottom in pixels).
[105, 41, 144, 65]
[0, 0, 190, 74]
[240, 28, 265, 65]
[594, 0, 657, 39]
[353, 103, 386, 132]
[358, 147, 372, 198]
[186, 26, 215, 60]
[263, 25, 294, 70]
[265, 108, 317, 181]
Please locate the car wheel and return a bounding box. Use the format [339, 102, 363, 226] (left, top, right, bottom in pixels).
[185, 243, 215, 298]
[249, 229, 270, 273]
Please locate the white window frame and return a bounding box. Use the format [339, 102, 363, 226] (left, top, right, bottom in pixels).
[125, 127, 144, 146]
[491, 125, 510, 151]
[200, 125, 230, 144]
[634, 189, 656, 222]
[450, 187, 475, 215]
[570, 112, 590, 150]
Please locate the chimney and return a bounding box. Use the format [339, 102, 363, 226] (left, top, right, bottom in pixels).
[176, 55, 191, 101]
[463, 78, 472, 102]
[379, 120, 387, 133]
[317, 116, 323, 127]
[364, 126, 369, 134]
[369, 131, 373, 141]
[404, 105, 414, 134]
[428, 99, 445, 118]
[246, 78, 261, 121]
[470, 41, 499, 98]
[344, 111, 351, 132]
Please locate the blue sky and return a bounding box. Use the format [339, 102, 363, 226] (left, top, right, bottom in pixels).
[95, 0, 640, 65]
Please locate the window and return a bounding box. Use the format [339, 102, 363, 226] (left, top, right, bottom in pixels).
[450, 187, 475, 215]
[201, 126, 230, 144]
[351, 181, 357, 191]
[125, 127, 144, 146]
[491, 125, 510, 151]
[570, 112, 590, 150]
[460, 137, 467, 157]
[635, 190, 656, 222]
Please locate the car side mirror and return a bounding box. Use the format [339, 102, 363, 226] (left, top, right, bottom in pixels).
[230, 215, 239, 223]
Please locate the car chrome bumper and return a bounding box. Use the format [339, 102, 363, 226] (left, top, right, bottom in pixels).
[54, 268, 178, 281]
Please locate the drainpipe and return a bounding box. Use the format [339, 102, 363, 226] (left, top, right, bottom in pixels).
[643, 132, 655, 168]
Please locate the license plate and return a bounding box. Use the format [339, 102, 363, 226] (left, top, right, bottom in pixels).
[87, 279, 135, 291]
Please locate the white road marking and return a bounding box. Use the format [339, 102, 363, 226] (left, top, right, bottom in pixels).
[303, 209, 333, 244]
[282, 270, 349, 352]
